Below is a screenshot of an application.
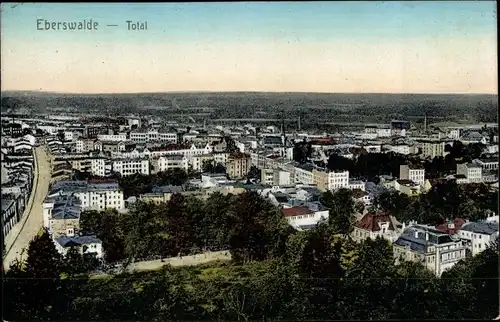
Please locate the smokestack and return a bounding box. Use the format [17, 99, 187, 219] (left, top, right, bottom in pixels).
[298, 115, 301, 131]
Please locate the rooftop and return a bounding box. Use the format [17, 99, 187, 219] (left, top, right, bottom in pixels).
[355, 212, 395, 232]
[50, 195, 82, 220]
[283, 206, 313, 217]
[460, 222, 499, 235]
[55, 235, 102, 248]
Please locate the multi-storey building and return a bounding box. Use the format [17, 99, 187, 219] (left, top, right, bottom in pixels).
[352, 212, 400, 243]
[295, 164, 314, 185]
[43, 194, 81, 238]
[226, 152, 252, 180]
[456, 163, 482, 183]
[45, 180, 125, 211]
[261, 168, 274, 185]
[112, 158, 150, 176]
[90, 158, 111, 177]
[472, 158, 498, 171]
[399, 164, 425, 186]
[458, 222, 499, 256]
[129, 128, 177, 144]
[157, 155, 189, 172]
[96, 133, 128, 142]
[419, 140, 447, 159]
[393, 224, 468, 277]
[327, 169, 349, 190]
[75, 138, 97, 153]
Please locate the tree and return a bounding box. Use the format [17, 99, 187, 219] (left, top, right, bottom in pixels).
[227, 192, 282, 263]
[325, 189, 356, 236]
[64, 246, 87, 276]
[8, 229, 65, 320]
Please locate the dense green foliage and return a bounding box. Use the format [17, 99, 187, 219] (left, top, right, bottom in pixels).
[4, 226, 498, 320]
[80, 192, 294, 263]
[372, 181, 497, 225]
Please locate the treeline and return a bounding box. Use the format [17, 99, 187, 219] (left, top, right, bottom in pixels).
[322, 141, 487, 180]
[4, 215, 498, 321]
[373, 182, 496, 225]
[80, 192, 294, 263]
[80, 180, 496, 265]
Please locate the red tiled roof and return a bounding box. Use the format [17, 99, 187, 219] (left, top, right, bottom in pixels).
[355, 212, 394, 232]
[435, 218, 466, 235]
[283, 206, 313, 217]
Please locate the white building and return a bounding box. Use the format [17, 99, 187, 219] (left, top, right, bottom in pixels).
[327, 170, 350, 190]
[275, 170, 291, 186]
[129, 128, 177, 144]
[45, 180, 125, 211]
[64, 131, 75, 142]
[112, 158, 150, 176]
[447, 128, 461, 139]
[54, 235, 104, 259]
[294, 165, 314, 185]
[349, 180, 365, 191]
[473, 158, 499, 172]
[283, 206, 329, 230]
[376, 128, 392, 138]
[484, 144, 498, 154]
[399, 165, 425, 186]
[97, 133, 127, 142]
[458, 222, 499, 256]
[90, 158, 109, 177]
[456, 163, 482, 183]
[157, 155, 189, 172]
[389, 144, 416, 155]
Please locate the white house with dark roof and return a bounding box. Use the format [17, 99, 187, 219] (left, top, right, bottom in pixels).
[54, 235, 103, 259]
[458, 221, 499, 256]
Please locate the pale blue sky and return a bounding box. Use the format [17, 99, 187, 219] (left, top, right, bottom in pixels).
[1, 2, 497, 93]
[1, 2, 496, 43]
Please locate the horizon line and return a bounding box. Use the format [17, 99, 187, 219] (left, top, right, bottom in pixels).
[2, 90, 498, 96]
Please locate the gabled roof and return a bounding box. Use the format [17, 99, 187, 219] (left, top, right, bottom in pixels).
[435, 218, 466, 235]
[355, 212, 395, 232]
[283, 206, 313, 217]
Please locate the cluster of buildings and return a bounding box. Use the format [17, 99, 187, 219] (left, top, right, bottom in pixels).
[1, 114, 498, 270]
[1, 134, 37, 249]
[41, 179, 128, 259]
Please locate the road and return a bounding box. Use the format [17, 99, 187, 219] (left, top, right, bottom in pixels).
[127, 250, 231, 272]
[3, 146, 51, 271]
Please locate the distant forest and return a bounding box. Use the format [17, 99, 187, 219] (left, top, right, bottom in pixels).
[1, 92, 497, 126]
